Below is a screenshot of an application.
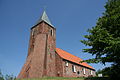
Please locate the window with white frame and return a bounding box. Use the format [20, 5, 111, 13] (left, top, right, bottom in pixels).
[90, 70, 93, 75]
[72, 65, 76, 72]
[83, 68, 86, 74]
[65, 61, 68, 67]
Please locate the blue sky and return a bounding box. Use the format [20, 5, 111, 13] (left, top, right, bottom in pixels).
[0, 0, 110, 77]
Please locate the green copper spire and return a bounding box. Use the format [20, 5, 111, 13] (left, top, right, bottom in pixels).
[37, 11, 53, 27]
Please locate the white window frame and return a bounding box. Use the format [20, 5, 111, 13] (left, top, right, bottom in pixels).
[65, 61, 68, 67]
[72, 65, 76, 72]
[90, 70, 93, 75]
[83, 68, 86, 74]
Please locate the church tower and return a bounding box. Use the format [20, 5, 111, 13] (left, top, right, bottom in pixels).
[18, 11, 56, 78]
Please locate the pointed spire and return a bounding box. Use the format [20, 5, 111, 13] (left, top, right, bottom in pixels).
[36, 11, 53, 27]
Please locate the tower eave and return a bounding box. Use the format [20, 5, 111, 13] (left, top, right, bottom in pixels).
[31, 21, 56, 30]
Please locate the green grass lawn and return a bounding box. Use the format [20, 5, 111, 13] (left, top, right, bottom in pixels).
[17, 77, 85, 80]
[16, 77, 109, 80]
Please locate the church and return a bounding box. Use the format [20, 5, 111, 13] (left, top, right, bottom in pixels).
[17, 11, 96, 79]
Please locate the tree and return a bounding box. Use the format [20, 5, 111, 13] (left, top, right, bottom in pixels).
[5, 74, 15, 80]
[81, 0, 120, 78]
[0, 70, 4, 80]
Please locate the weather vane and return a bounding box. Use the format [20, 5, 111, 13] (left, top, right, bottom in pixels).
[43, 6, 47, 11]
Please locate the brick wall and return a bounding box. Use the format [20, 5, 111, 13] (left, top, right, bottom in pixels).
[18, 21, 56, 78]
[55, 52, 63, 77]
[62, 60, 96, 77]
[54, 53, 96, 78]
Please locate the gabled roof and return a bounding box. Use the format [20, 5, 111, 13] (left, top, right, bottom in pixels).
[56, 48, 95, 70]
[36, 11, 54, 27]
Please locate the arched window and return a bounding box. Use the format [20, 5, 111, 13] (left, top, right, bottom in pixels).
[90, 70, 93, 75]
[50, 29, 53, 36]
[72, 65, 76, 72]
[65, 61, 68, 67]
[83, 68, 86, 74]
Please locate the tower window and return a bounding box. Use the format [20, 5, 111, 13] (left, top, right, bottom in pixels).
[50, 29, 53, 36]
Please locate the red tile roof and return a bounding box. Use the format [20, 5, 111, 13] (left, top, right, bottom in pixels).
[56, 48, 95, 70]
